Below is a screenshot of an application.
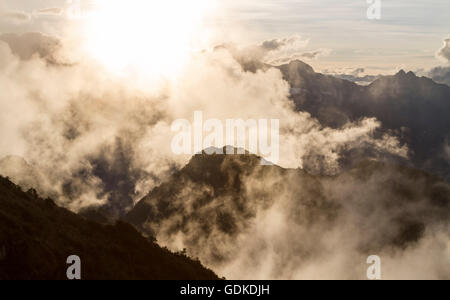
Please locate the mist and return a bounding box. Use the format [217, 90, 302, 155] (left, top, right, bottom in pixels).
[132, 154, 449, 280]
[0, 33, 406, 218]
[2, 28, 448, 281]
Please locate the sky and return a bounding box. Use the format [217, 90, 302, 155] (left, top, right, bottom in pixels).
[0, 0, 449, 74]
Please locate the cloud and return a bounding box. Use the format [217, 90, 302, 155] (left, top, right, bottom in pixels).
[427, 66, 450, 86]
[0, 32, 61, 61]
[269, 48, 332, 65]
[261, 36, 309, 52]
[1, 10, 31, 23]
[349, 68, 365, 77]
[0, 6, 67, 26]
[298, 50, 327, 60]
[0, 32, 406, 218]
[219, 35, 332, 70]
[436, 35, 450, 63]
[321, 67, 381, 85]
[258, 35, 332, 65]
[132, 153, 449, 280]
[413, 37, 450, 87]
[2, 30, 438, 279]
[36, 7, 64, 16]
[0, 37, 174, 215]
[322, 67, 368, 77]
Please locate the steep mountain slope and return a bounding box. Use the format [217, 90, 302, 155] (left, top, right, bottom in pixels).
[0, 176, 219, 280]
[126, 149, 289, 237]
[278, 61, 450, 180]
[125, 150, 449, 279]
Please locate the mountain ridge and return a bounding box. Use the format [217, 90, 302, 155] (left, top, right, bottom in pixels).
[125, 149, 449, 279]
[0, 176, 219, 280]
[276, 60, 450, 180]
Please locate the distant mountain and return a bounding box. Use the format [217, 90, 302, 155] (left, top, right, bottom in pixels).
[0, 176, 219, 280]
[125, 149, 449, 279]
[278, 61, 450, 180]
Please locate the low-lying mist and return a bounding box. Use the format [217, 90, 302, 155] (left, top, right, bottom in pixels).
[127, 153, 449, 280]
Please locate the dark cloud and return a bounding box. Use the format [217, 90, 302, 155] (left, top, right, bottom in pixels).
[428, 66, 450, 86]
[259, 36, 332, 65]
[261, 36, 306, 51]
[261, 39, 285, 51]
[298, 50, 325, 59]
[0, 32, 60, 61]
[301, 50, 324, 59]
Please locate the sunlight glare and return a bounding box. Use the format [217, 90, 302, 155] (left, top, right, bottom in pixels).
[84, 0, 214, 81]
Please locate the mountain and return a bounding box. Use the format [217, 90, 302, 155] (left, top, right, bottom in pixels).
[278, 61, 450, 180]
[126, 148, 285, 236]
[0, 176, 219, 280]
[125, 149, 449, 279]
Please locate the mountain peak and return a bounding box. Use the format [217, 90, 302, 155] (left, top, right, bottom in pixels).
[394, 70, 417, 79]
[287, 60, 315, 73]
[185, 147, 268, 179]
[369, 69, 420, 87]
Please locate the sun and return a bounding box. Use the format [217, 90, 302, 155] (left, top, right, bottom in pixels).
[84, 0, 214, 81]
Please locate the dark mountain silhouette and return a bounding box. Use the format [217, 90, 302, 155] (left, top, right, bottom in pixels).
[0, 176, 219, 280]
[278, 61, 450, 180]
[125, 149, 449, 277]
[126, 148, 284, 236]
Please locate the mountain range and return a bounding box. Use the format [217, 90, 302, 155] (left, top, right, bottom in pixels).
[278, 60, 450, 180]
[125, 149, 449, 279]
[0, 56, 449, 279]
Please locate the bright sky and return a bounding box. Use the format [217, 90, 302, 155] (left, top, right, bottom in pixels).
[1, 0, 449, 74]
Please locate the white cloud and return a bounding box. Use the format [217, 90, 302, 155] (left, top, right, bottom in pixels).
[436, 35, 450, 63]
[0, 34, 406, 214]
